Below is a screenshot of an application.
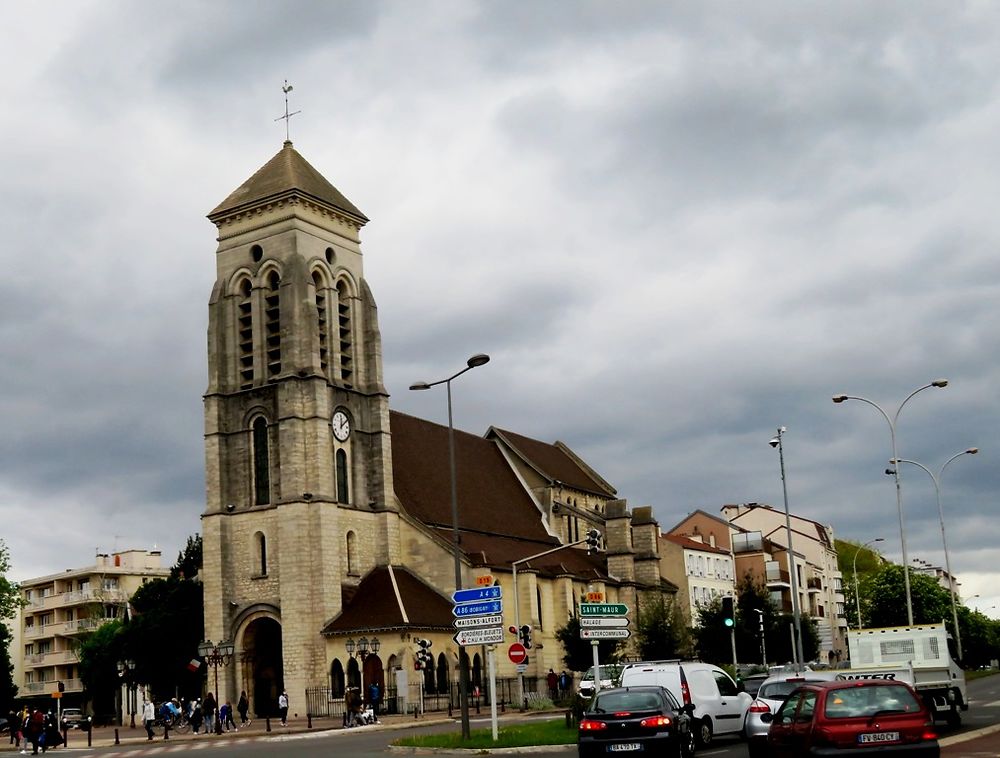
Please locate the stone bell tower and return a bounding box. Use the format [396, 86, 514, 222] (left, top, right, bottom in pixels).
[200, 141, 400, 709]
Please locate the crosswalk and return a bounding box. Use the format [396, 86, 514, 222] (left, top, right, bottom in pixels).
[67, 730, 335, 756]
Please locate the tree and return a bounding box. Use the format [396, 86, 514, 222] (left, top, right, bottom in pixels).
[0, 539, 25, 621]
[171, 534, 203, 580]
[76, 619, 124, 719]
[864, 564, 952, 630]
[555, 616, 623, 671]
[634, 595, 692, 660]
[0, 622, 17, 711]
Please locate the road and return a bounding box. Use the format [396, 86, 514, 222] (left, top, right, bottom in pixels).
[30, 675, 1000, 757]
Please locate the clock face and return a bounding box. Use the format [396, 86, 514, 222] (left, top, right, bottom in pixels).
[332, 410, 351, 442]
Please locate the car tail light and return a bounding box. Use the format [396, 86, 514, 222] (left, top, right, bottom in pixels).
[748, 700, 771, 714]
[679, 668, 692, 706]
[639, 716, 672, 728]
[922, 723, 937, 741]
[579, 720, 607, 731]
[613, 712, 632, 717]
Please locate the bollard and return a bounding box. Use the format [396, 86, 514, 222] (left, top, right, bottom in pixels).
[307, 713, 312, 729]
[265, 716, 271, 733]
[448, 702, 453, 718]
[62, 727, 68, 748]
[413, 704, 418, 720]
[565, 710, 572, 728]
[476, 699, 480, 715]
[115, 728, 120, 745]
[501, 700, 505, 713]
[87, 718, 93, 747]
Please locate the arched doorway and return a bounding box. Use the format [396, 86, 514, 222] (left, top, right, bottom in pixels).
[241, 617, 283, 717]
[330, 659, 345, 698]
[362, 654, 384, 707]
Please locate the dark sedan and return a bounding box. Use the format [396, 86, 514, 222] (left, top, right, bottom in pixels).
[578, 685, 695, 757]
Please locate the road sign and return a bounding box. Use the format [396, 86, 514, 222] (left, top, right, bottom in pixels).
[585, 591, 605, 602]
[580, 617, 630, 628]
[580, 628, 631, 640]
[579, 603, 629, 616]
[454, 614, 504, 629]
[508, 642, 528, 664]
[454, 626, 505, 646]
[516, 663, 528, 673]
[476, 574, 495, 587]
[452, 586, 502, 603]
[452, 600, 503, 618]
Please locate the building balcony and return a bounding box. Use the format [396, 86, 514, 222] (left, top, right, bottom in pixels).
[766, 568, 790, 586]
[22, 681, 52, 695]
[807, 577, 822, 592]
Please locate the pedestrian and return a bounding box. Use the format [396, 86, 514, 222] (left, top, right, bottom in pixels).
[190, 699, 203, 734]
[368, 681, 381, 716]
[142, 697, 155, 740]
[8, 709, 18, 747]
[202, 691, 217, 734]
[220, 701, 237, 731]
[559, 670, 570, 697]
[278, 690, 289, 726]
[547, 669, 558, 701]
[237, 690, 251, 726]
[26, 708, 45, 755]
[343, 687, 353, 728]
[41, 711, 62, 753]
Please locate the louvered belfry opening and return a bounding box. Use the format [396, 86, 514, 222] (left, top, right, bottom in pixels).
[314, 271, 330, 376]
[336, 281, 353, 387]
[238, 277, 254, 389]
[265, 271, 282, 377]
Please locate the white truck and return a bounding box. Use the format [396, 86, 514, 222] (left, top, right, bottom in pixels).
[847, 622, 967, 725]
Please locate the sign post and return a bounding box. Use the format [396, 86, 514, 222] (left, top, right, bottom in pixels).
[488, 645, 498, 741]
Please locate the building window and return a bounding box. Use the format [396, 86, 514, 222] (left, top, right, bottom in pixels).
[252, 417, 271, 505]
[336, 280, 353, 387]
[314, 271, 330, 376]
[346, 531, 357, 575]
[536, 586, 543, 630]
[254, 532, 267, 576]
[330, 659, 345, 698]
[336, 449, 350, 504]
[436, 653, 449, 694]
[237, 277, 254, 389]
[264, 270, 282, 377]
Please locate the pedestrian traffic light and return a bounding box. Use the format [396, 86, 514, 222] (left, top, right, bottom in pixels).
[721, 596, 735, 628]
[585, 529, 602, 554]
[414, 638, 433, 670]
[519, 624, 533, 649]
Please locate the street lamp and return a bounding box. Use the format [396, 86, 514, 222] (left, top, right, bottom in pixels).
[197, 639, 235, 734]
[852, 538, 883, 630]
[116, 658, 137, 728]
[832, 379, 948, 625]
[345, 636, 381, 707]
[889, 447, 978, 659]
[410, 352, 490, 739]
[769, 426, 805, 667]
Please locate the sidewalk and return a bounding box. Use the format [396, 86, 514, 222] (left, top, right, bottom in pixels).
[941, 723, 1000, 755]
[3, 712, 453, 752]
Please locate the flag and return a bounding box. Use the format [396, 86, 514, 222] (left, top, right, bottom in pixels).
[187, 658, 201, 672]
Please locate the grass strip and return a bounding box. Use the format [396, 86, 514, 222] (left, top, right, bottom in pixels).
[393, 717, 577, 749]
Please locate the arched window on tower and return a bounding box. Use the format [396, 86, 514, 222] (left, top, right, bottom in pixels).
[346, 531, 358, 576]
[435, 653, 449, 694]
[252, 417, 271, 505]
[336, 448, 350, 504]
[253, 532, 267, 576]
[347, 657, 361, 690]
[264, 270, 281, 377]
[237, 277, 254, 389]
[336, 280, 353, 387]
[313, 271, 330, 376]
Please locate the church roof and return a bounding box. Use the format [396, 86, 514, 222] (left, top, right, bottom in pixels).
[208, 141, 368, 223]
[487, 427, 617, 497]
[321, 565, 454, 635]
[390, 411, 556, 546]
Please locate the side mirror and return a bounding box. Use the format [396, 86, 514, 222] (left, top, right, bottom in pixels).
[760, 712, 773, 724]
[683, 703, 696, 716]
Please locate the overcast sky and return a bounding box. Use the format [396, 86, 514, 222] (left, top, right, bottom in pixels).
[2, 1, 998, 615]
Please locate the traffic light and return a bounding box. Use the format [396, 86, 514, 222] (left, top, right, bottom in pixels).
[519, 624, 533, 649]
[57, 681, 65, 693]
[721, 596, 735, 628]
[414, 638, 433, 670]
[585, 529, 602, 554]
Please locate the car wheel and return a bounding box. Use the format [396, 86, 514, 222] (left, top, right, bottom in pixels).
[747, 739, 764, 758]
[680, 726, 697, 758]
[946, 708, 961, 728]
[696, 717, 713, 748]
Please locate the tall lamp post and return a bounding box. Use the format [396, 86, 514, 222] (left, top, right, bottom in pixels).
[852, 538, 883, 630]
[345, 636, 381, 708]
[116, 658, 137, 728]
[197, 639, 235, 734]
[833, 379, 948, 625]
[769, 426, 805, 668]
[410, 352, 490, 740]
[889, 447, 978, 659]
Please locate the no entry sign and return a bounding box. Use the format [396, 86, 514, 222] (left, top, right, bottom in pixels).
[508, 642, 527, 664]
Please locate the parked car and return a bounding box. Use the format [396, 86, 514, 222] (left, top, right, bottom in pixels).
[60, 708, 88, 730]
[742, 673, 770, 698]
[745, 671, 840, 757]
[761, 679, 939, 757]
[0, 716, 8, 735]
[578, 685, 695, 758]
[619, 660, 752, 747]
[578, 664, 623, 698]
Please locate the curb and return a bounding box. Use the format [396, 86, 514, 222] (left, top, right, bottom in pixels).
[938, 721, 1000, 747]
[389, 746, 574, 755]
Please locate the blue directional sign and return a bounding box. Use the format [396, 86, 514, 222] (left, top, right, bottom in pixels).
[452, 600, 503, 618]
[452, 586, 502, 604]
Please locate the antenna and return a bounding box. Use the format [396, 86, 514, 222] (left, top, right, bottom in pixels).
[275, 79, 302, 142]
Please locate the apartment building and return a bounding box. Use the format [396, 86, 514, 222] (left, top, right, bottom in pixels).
[662, 510, 737, 625]
[16, 549, 168, 704]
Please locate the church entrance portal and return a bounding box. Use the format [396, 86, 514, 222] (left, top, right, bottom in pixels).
[240, 617, 283, 717]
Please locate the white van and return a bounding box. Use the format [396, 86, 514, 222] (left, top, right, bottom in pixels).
[619, 660, 752, 747]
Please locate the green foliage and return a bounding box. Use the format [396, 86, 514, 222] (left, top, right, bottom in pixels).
[76, 619, 124, 716]
[864, 564, 952, 629]
[836, 540, 884, 628]
[120, 576, 204, 700]
[555, 615, 623, 671]
[634, 594, 691, 660]
[171, 534, 203, 580]
[0, 622, 17, 710]
[956, 606, 999, 669]
[0, 540, 26, 621]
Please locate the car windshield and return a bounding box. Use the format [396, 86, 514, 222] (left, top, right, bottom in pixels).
[759, 679, 824, 700]
[592, 691, 664, 713]
[583, 665, 623, 682]
[824, 685, 921, 719]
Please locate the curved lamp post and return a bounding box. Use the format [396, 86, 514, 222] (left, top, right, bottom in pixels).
[769, 426, 805, 667]
[832, 379, 948, 625]
[116, 658, 137, 728]
[197, 639, 235, 734]
[410, 353, 490, 739]
[889, 447, 978, 659]
[852, 538, 883, 630]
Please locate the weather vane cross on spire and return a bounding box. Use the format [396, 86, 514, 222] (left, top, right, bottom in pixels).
[275, 79, 301, 142]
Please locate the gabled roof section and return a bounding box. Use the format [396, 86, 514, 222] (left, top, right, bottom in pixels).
[208, 141, 368, 224]
[662, 533, 732, 557]
[487, 427, 616, 497]
[390, 411, 554, 545]
[665, 508, 737, 535]
[321, 566, 453, 635]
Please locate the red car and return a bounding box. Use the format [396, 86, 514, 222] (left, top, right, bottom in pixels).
[761, 679, 939, 756]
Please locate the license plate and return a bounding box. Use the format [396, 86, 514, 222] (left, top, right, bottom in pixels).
[858, 731, 900, 743]
[607, 744, 642, 752]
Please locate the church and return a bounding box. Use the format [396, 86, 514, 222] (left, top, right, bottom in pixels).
[200, 140, 676, 715]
